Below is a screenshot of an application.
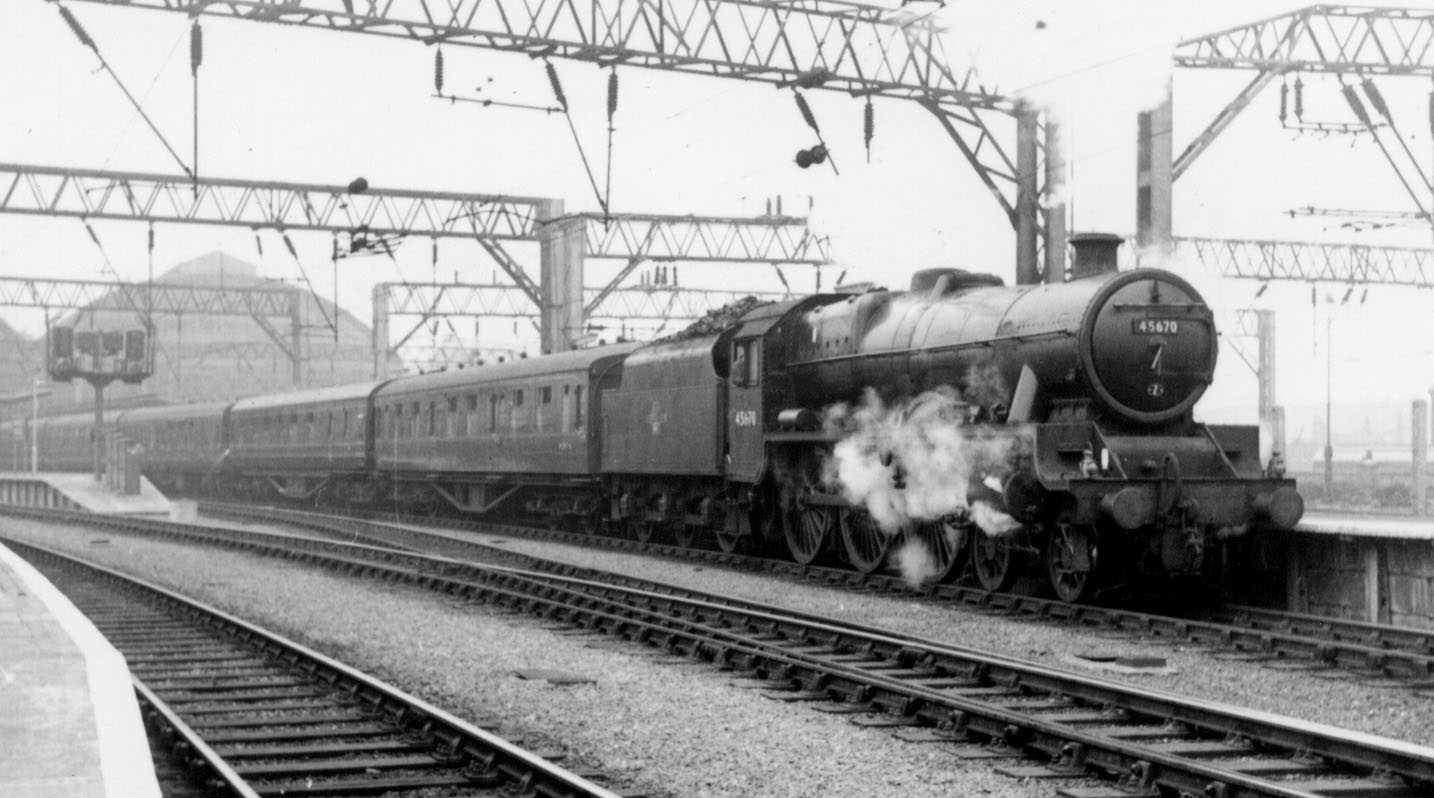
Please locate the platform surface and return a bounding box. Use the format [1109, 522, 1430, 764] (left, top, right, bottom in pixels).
[0, 543, 160, 798]
[0, 471, 171, 515]
[1299, 510, 1434, 540]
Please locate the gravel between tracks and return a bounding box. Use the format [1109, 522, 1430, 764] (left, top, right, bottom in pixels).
[351, 518, 1434, 748]
[6, 518, 1067, 798]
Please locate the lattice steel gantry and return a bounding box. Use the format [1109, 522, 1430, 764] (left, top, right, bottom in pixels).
[371, 282, 790, 376]
[0, 162, 829, 355]
[57, 0, 1063, 283]
[1173, 6, 1434, 228]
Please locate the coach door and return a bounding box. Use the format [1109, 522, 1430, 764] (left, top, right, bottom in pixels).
[726, 335, 765, 482]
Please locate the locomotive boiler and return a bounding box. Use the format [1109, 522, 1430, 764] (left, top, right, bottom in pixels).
[751, 234, 1301, 601]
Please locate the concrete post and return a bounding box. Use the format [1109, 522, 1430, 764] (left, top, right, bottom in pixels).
[537, 199, 585, 354]
[1270, 405, 1286, 465]
[288, 292, 304, 386]
[371, 283, 390, 379]
[1135, 81, 1174, 259]
[1256, 310, 1276, 420]
[1015, 104, 1040, 285]
[1042, 118, 1067, 283]
[90, 380, 104, 483]
[1415, 399, 1429, 515]
[1427, 387, 1433, 445]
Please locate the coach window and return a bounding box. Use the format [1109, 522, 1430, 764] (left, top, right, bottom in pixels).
[352, 411, 364, 441]
[573, 385, 585, 431]
[409, 402, 420, 438]
[426, 402, 437, 437]
[466, 394, 479, 437]
[488, 395, 498, 433]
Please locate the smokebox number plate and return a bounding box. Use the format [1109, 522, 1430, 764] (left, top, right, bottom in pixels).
[1132, 318, 1180, 335]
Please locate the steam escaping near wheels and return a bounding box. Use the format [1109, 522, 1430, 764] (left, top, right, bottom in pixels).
[818, 383, 1024, 587]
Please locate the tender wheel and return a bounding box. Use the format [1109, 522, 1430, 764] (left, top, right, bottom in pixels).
[899, 517, 968, 586]
[716, 508, 754, 554]
[673, 524, 700, 549]
[784, 503, 832, 565]
[972, 531, 1017, 593]
[1047, 521, 1099, 603]
[624, 517, 656, 543]
[839, 508, 891, 574]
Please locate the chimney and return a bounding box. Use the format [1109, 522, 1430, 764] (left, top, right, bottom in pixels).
[1068, 233, 1124, 280]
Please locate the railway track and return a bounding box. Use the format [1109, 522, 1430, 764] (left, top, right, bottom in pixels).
[8, 507, 1434, 797]
[5, 536, 623, 798]
[202, 501, 1434, 690]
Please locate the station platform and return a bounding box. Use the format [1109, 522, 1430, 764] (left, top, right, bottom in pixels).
[0, 472, 170, 515]
[1299, 510, 1434, 540]
[1277, 510, 1434, 629]
[0, 542, 161, 798]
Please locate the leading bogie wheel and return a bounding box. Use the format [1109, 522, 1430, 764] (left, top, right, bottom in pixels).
[784, 504, 832, 565]
[972, 530, 1017, 593]
[839, 508, 891, 574]
[1046, 521, 1099, 603]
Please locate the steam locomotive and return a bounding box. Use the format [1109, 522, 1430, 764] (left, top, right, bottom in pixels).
[10, 233, 1301, 602]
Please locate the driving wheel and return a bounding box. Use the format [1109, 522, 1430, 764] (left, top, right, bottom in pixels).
[839, 508, 891, 574]
[784, 504, 832, 565]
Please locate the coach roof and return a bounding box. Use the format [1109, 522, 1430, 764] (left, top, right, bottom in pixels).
[231, 381, 383, 414]
[374, 343, 641, 398]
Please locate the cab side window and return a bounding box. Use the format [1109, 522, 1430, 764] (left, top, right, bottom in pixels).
[731, 339, 761, 387]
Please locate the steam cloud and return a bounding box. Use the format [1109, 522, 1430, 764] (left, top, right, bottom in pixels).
[821, 383, 1022, 544]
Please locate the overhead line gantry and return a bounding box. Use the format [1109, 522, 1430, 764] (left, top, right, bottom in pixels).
[0, 162, 829, 355]
[56, 0, 1064, 283]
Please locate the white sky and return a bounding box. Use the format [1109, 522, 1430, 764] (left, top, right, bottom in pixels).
[0, 0, 1432, 437]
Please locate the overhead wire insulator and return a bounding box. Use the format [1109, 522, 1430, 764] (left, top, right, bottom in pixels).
[1340, 83, 1373, 128]
[56, 5, 97, 51]
[545, 61, 568, 112]
[83, 219, 102, 248]
[794, 91, 820, 132]
[863, 99, 874, 162]
[434, 47, 445, 94]
[607, 69, 619, 121]
[1293, 76, 1304, 120]
[1361, 78, 1392, 122]
[282, 232, 299, 260]
[253, 229, 264, 256]
[189, 20, 203, 76]
[1279, 80, 1289, 124]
